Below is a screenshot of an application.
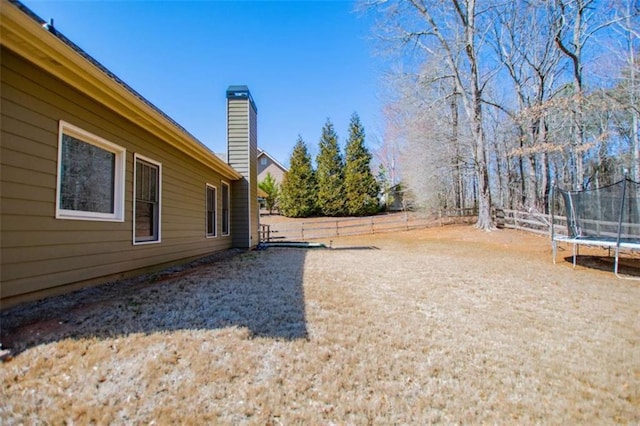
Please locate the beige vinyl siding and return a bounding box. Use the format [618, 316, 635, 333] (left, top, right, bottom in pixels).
[1, 49, 235, 301]
[221, 181, 230, 236]
[229, 178, 249, 247]
[227, 98, 250, 247]
[249, 105, 259, 246]
[227, 101, 249, 176]
[258, 161, 287, 185]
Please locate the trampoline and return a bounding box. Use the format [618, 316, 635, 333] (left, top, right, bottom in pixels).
[551, 178, 640, 279]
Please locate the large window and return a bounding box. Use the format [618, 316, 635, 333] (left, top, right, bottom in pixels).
[221, 181, 230, 236]
[134, 154, 161, 244]
[56, 121, 125, 221]
[206, 184, 217, 237]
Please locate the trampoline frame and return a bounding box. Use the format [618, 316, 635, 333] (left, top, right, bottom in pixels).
[550, 178, 640, 280]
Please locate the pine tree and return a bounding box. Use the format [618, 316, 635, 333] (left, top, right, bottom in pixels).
[344, 113, 380, 216]
[258, 172, 279, 215]
[279, 136, 317, 218]
[316, 119, 345, 216]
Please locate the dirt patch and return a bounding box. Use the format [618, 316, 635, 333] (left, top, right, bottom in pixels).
[1, 225, 639, 424]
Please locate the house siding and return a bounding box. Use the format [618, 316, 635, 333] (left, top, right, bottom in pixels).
[227, 99, 250, 247]
[258, 160, 287, 185]
[227, 94, 258, 248]
[249, 103, 259, 246]
[1, 48, 235, 303]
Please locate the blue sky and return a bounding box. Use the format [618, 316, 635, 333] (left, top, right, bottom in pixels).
[22, 0, 383, 167]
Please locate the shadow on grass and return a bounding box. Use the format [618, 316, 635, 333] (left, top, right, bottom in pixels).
[563, 255, 640, 278]
[1, 248, 309, 356]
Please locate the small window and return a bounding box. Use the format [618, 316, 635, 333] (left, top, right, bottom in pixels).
[221, 181, 230, 236]
[260, 157, 268, 166]
[206, 184, 217, 237]
[134, 154, 161, 244]
[56, 121, 125, 221]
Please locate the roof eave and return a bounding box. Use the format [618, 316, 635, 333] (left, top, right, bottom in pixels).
[257, 150, 289, 173]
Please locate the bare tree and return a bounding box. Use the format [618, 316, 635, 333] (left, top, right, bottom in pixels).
[552, 0, 635, 188]
[375, 103, 403, 190]
[609, 0, 640, 182]
[491, 1, 563, 210]
[381, 70, 451, 209]
[380, 57, 478, 211]
[363, 0, 637, 221]
[368, 0, 497, 229]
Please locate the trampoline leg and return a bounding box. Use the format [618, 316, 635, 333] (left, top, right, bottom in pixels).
[573, 243, 578, 269]
[614, 247, 640, 281]
[553, 240, 557, 265]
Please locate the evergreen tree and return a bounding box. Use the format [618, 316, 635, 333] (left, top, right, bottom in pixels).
[258, 172, 279, 215]
[316, 119, 345, 216]
[279, 136, 317, 218]
[344, 113, 380, 216]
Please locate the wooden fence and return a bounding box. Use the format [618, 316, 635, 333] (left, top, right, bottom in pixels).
[499, 209, 640, 240]
[260, 208, 638, 243]
[501, 209, 553, 235]
[260, 209, 477, 242]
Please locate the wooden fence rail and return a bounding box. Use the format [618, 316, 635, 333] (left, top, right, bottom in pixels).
[260, 208, 638, 243]
[501, 209, 640, 239]
[260, 209, 477, 242]
[502, 209, 552, 235]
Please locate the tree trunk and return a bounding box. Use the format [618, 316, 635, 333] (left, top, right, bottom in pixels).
[630, 10, 639, 183]
[555, 0, 588, 189]
[464, 0, 493, 230]
[451, 89, 463, 209]
[473, 96, 493, 230]
[633, 111, 639, 182]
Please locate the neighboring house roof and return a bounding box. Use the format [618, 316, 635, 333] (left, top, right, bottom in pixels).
[257, 149, 289, 173]
[2, 0, 242, 180]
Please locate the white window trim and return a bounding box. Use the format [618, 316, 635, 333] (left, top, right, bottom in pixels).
[55, 121, 126, 222]
[221, 180, 231, 236]
[206, 183, 217, 238]
[133, 153, 162, 245]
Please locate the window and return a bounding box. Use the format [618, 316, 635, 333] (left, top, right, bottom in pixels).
[206, 184, 217, 237]
[134, 154, 161, 244]
[56, 121, 125, 221]
[221, 181, 230, 236]
[260, 157, 268, 166]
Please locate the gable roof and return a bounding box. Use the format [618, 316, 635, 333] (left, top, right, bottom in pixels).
[257, 149, 289, 173]
[1, 0, 242, 180]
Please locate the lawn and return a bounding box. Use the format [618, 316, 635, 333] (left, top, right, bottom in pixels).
[1, 225, 639, 424]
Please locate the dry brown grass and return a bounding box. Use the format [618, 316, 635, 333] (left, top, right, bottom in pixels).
[1, 225, 639, 424]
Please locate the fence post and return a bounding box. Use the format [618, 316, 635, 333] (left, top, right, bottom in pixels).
[371, 216, 374, 234]
[336, 220, 339, 237]
[301, 223, 304, 241]
[495, 208, 505, 229]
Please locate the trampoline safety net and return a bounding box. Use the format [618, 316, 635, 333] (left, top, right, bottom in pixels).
[554, 178, 640, 242]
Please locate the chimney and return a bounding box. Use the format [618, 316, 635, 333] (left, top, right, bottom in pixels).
[226, 85, 258, 248]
